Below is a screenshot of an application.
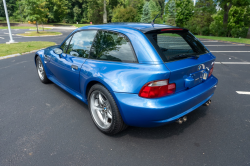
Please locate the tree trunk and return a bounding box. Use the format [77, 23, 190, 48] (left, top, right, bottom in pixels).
[247, 27, 250, 39]
[42, 22, 44, 31]
[103, 0, 107, 23]
[223, 3, 232, 26]
[36, 21, 38, 33]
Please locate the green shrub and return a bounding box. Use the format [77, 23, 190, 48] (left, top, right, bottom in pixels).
[231, 27, 249, 38]
[0, 17, 6, 21]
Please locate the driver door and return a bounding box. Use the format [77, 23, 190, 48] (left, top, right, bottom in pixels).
[46, 30, 97, 93]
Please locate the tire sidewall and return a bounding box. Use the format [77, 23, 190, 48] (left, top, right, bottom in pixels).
[36, 56, 49, 83]
[88, 84, 121, 134]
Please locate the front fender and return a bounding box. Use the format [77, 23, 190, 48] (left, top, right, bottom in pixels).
[34, 50, 52, 75]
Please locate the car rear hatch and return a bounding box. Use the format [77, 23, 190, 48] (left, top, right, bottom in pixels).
[145, 28, 215, 92]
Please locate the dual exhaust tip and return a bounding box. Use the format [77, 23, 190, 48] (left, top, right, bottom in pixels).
[176, 99, 212, 124]
[176, 116, 187, 124]
[203, 99, 211, 106]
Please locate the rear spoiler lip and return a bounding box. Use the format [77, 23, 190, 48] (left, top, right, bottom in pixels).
[141, 27, 189, 34]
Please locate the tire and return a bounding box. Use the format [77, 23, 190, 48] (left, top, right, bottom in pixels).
[88, 84, 128, 135]
[36, 56, 50, 84]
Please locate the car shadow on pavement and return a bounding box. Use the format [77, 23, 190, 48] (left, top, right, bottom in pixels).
[113, 106, 209, 139]
[50, 82, 209, 139]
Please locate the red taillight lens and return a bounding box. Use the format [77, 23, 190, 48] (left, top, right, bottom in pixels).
[209, 65, 214, 77]
[139, 79, 176, 98]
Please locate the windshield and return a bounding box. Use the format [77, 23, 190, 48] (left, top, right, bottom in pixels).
[146, 31, 209, 62]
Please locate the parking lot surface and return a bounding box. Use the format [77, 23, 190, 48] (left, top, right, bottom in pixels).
[0, 32, 250, 165]
[0, 29, 72, 44]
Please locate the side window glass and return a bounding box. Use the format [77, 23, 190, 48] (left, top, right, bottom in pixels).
[67, 30, 97, 58]
[89, 31, 136, 62]
[60, 36, 72, 53]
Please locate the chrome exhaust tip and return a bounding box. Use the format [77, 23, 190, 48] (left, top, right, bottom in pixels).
[203, 99, 211, 106]
[183, 116, 187, 122]
[176, 118, 183, 124]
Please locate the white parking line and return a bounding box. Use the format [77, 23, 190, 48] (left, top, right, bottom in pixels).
[0, 37, 4, 39]
[236, 91, 250, 95]
[215, 62, 250, 64]
[206, 45, 245, 46]
[211, 51, 250, 52]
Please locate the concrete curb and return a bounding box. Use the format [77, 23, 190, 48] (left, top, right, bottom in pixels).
[0, 48, 46, 60]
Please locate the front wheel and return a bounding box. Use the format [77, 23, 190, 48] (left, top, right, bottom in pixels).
[36, 56, 50, 84]
[88, 84, 127, 135]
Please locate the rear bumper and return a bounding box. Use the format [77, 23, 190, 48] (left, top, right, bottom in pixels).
[113, 75, 218, 127]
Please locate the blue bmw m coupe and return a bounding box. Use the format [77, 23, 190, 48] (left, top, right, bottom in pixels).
[35, 23, 218, 134]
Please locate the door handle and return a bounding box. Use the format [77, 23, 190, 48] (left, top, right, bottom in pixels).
[71, 65, 78, 70]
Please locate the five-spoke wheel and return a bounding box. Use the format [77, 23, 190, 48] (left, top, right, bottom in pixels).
[36, 56, 50, 84]
[88, 84, 127, 134]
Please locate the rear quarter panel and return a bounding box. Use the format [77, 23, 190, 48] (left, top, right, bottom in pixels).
[80, 59, 170, 100]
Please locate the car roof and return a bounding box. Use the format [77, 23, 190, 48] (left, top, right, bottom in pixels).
[78, 23, 181, 33]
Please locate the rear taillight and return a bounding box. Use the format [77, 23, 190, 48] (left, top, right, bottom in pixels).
[139, 79, 176, 98]
[208, 65, 214, 77]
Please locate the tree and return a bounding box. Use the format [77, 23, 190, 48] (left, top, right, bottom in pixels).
[112, 5, 137, 22]
[103, 0, 107, 23]
[175, 0, 194, 27]
[185, 0, 216, 35]
[228, 6, 249, 37]
[216, 0, 250, 27]
[155, 0, 165, 18]
[141, 2, 151, 23]
[87, 0, 103, 24]
[22, 0, 48, 33]
[149, 0, 160, 20]
[46, 0, 68, 23]
[166, 0, 176, 26]
[126, 0, 144, 22]
[0, 0, 17, 18]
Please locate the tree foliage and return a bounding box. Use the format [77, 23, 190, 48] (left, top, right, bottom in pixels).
[0, 0, 17, 18]
[141, 2, 151, 23]
[185, 0, 216, 35]
[112, 5, 137, 22]
[46, 0, 68, 23]
[165, 0, 176, 26]
[175, 0, 194, 27]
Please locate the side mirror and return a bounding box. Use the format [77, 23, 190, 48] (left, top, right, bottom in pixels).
[70, 51, 79, 57]
[53, 48, 63, 55]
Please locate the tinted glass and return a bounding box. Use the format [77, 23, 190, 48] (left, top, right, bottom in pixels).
[146, 32, 209, 62]
[89, 31, 136, 62]
[60, 36, 72, 53]
[67, 30, 97, 58]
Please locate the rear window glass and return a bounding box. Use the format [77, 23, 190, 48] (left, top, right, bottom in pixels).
[146, 32, 209, 62]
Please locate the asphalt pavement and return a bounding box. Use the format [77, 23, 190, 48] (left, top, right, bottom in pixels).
[0, 28, 72, 44]
[0, 31, 250, 165]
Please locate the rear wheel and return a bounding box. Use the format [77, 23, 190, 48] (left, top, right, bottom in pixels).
[88, 84, 127, 135]
[36, 56, 50, 84]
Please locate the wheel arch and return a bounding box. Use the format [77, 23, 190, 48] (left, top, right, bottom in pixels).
[84, 79, 114, 101]
[84, 79, 128, 126]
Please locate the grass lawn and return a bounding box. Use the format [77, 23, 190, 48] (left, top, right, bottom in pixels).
[196, 35, 250, 44]
[17, 31, 62, 36]
[73, 24, 92, 28]
[0, 41, 55, 57]
[160, 33, 250, 44]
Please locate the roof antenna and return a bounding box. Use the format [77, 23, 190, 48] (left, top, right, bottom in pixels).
[151, 14, 159, 27]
